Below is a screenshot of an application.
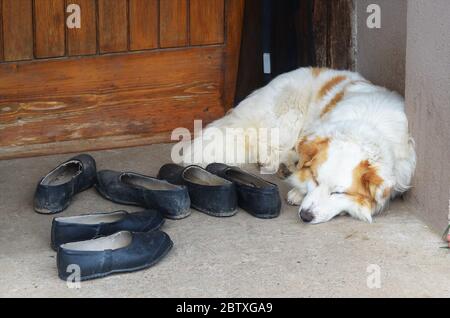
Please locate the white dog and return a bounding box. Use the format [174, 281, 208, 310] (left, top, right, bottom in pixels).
[181, 67, 416, 224]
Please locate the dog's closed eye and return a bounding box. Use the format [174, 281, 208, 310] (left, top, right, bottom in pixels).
[331, 191, 348, 196]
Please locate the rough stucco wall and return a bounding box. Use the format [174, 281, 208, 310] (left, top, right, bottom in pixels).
[355, 0, 407, 95]
[405, 0, 450, 232]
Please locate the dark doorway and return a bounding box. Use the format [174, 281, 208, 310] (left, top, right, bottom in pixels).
[235, 0, 354, 104]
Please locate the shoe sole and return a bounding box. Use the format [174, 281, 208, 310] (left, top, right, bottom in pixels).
[58, 240, 174, 282]
[192, 205, 238, 218]
[245, 210, 280, 219]
[34, 201, 71, 215]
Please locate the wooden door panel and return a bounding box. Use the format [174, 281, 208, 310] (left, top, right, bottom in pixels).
[160, 0, 188, 48]
[2, 0, 33, 61]
[0, 0, 245, 159]
[190, 0, 225, 46]
[98, 0, 128, 53]
[129, 0, 159, 51]
[0, 0, 3, 61]
[34, 0, 66, 58]
[67, 0, 97, 56]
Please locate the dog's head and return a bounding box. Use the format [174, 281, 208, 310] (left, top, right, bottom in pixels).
[283, 136, 394, 224]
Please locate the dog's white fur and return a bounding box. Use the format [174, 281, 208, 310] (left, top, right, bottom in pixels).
[181, 68, 416, 224]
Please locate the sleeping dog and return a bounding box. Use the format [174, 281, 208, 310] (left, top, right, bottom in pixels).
[181, 67, 416, 224]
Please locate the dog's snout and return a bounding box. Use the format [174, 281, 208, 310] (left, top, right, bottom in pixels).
[300, 209, 314, 223]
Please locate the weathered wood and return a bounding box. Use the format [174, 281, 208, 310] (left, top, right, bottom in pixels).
[66, 0, 97, 56]
[98, 0, 128, 53]
[223, 0, 245, 110]
[2, 0, 33, 61]
[160, 0, 188, 48]
[0, 133, 173, 160]
[190, 0, 225, 46]
[0, 0, 245, 159]
[0, 0, 4, 62]
[0, 47, 225, 156]
[129, 0, 159, 50]
[328, 0, 353, 70]
[312, 0, 328, 67]
[34, 0, 66, 58]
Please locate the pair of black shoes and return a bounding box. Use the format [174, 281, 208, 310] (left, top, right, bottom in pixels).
[52, 209, 172, 281]
[158, 163, 282, 219]
[34, 155, 282, 220]
[34, 154, 191, 220]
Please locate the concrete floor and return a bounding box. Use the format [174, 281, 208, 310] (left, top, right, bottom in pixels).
[1, 144, 449, 298]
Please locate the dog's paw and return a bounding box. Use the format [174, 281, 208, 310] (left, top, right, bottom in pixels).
[287, 188, 304, 206]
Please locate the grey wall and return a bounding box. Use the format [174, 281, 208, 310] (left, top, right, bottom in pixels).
[405, 0, 450, 232]
[355, 0, 407, 95]
[354, 0, 450, 232]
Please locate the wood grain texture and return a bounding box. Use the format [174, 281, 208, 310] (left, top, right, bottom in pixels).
[328, 0, 353, 69]
[190, 0, 224, 45]
[98, 0, 128, 53]
[66, 0, 97, 56]
[160, 0, 188, 48]
[0, 47, 225, 157]
[0, 0, 3, 61]
[2, 0, 33, 61]
[223, 0, 244, 110]
[129, 0, 158, 51]
[34, 0, 66, 58]
[312, 0, 328, 67]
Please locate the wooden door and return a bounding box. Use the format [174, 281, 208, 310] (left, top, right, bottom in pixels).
[0, 0, 244, 159]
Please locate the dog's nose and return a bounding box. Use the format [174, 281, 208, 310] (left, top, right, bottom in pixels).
[300, 209, 314, 223]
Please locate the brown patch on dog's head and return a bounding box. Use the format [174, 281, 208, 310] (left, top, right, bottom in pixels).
[317, 76, 347, 100]
[347, 160, 384, 208]
[296, 137, 330, 180]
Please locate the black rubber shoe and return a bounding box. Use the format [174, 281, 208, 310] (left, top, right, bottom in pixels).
[51, 209, 165, 250]
[158, 164, 238, 217]
[95, 170, 191, 220]
[206, 163, 281, 219]
[34, 154, 97, 214]
[57, 231, 173, 281]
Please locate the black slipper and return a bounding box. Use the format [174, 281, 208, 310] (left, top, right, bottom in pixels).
[206, 163, 281, 219]
[34, 154, 97, 214]
[95, 170, 191, 220]
[51, 209, 165, 250]
[157, 164, 238, 217]
[57, 230, 173, 281]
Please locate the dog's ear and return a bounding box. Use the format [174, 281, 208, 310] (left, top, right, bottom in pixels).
[296, 137, 329, 169]
[359, 160, 384, 200]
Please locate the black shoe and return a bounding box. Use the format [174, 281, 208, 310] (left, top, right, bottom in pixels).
[95, 170, 191, 220]
[51, 209, 165, 250]
[157, 164, 238, 217]
[57, 230, 173, 281]
[206, 163, 281, 219]
[34, 154, 97, 214]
